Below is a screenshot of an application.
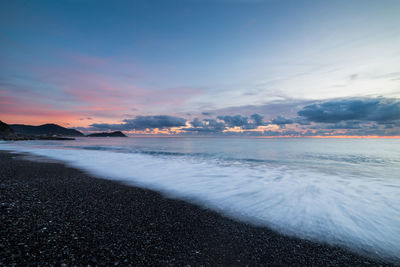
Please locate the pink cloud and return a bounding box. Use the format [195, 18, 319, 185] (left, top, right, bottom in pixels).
[39, 67, 203, 115]
[1, 51, 205, 125]
[0, 90, 80, 125]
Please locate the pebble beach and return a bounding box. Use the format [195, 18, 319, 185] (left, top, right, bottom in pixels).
[0, 151, 396, 266]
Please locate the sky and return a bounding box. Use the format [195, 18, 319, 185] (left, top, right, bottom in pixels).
[1, 0, 400, 136]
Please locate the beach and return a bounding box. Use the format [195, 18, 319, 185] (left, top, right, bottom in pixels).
[0, 150, 396, 266]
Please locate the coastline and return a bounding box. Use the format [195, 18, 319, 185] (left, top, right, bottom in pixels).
[0, 151, 396, 266]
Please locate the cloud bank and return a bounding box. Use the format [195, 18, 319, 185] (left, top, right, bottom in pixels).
[84, 98, 400, 136]
[91, 115, 187, 131]
[298, 98, 400, 123]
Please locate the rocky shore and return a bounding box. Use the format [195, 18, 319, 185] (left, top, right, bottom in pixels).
[0, 151, 396, 266]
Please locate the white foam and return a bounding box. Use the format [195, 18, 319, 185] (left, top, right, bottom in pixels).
[1, 144, 400, 261]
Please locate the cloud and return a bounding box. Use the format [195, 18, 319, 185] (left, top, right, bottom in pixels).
[309, 120, 364, 130]
[183, 118, 226, 133]
[0, 89, 80, 125]
[381, 121, 400, 129]
[84, 98, 400, 136]
[216, 115, 249, 127]
[250, 113, 264, 126]
[203, 119, 226, 131]
[201, 112, 213, 116]
[190, 118, 204, 127]
[88, 123, 126, 131]
[79, 117, 93, 121]
[297, 98, 400, 123]
[184, 114, 267, 133]
[123, 116, 187, 129]
[270, 115, 294, 125]
[90, 115, 187, 131]
[294, 117, 311, 125]
[201, 99, 316, 121]
[1, 55, 203, 121]
[327, 121, 364, 129]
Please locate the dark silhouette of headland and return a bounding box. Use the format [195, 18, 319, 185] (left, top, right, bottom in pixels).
[87, 131, 127, 137]
[0, 120, 127, 140]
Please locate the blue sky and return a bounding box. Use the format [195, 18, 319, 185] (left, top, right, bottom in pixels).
[1, 0, 400, 136]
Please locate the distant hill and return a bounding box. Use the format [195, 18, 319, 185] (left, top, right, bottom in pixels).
[0, 120, 15, 137]
[10, 123, 84, 137]
[87, 131, 127, 137]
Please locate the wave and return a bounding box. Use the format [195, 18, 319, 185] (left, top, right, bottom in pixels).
[64, 145, 280, 165]
[303, 153, 398, 165]
[1, 143, 399, 262]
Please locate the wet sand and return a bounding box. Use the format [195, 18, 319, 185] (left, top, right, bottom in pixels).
[0, 151, 396, 266]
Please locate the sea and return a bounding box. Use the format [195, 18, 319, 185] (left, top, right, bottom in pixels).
[1, 137, 399, 262]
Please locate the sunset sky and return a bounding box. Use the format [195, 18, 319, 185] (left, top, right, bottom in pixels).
[1, 0, 400, 136]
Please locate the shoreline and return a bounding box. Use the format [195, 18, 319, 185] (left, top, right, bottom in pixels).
[0, 151, 397, 266]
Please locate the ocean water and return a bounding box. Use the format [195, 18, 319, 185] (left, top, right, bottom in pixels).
[1, 137, 400, 261]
